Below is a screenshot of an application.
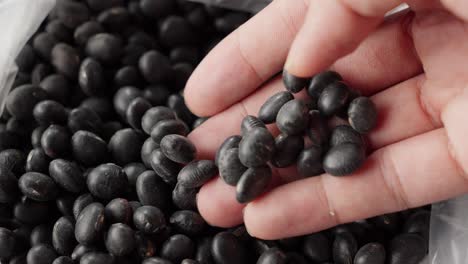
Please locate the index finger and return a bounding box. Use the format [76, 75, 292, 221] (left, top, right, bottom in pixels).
[184, 0, 308, 117]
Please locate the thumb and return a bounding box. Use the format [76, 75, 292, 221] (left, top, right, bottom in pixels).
[285, 0, 403, 77]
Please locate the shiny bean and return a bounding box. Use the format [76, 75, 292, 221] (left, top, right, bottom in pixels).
[258, 91, 294, 124]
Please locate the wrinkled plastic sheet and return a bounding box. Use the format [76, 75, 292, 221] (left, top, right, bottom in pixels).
[0, 1, 463, 263]
[0, 0, 55, 113]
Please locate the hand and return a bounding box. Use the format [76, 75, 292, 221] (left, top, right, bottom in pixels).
[184, 0, 468, 240]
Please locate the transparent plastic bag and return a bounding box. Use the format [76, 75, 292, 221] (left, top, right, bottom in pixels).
[0, 0, 55, 113]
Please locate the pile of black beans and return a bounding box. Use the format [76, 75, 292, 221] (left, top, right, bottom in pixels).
[0, 0, 428, 264]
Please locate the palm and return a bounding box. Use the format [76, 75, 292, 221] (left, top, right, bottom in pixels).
[185, 1, 468, 239]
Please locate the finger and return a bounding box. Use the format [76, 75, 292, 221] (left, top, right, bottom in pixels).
[185, 2, 420, 116]
[440, 0, 468, 21]
[285, 0, 403, 77]
[243, 128, 468, 239]
[185, 0, 308, 117]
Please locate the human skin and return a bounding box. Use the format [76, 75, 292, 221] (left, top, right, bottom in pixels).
[185, 0, 468, 240]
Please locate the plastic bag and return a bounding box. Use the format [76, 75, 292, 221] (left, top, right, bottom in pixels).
[0, 0, 55, 113]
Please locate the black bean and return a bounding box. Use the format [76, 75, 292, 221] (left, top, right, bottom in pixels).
[56, 1, 90, 29]
[354, 243, 385, 264]
[169, 211, 206, 236]
[186, 7, 211, 29]
[159, 16, 196, 47]
[108, 128, 144, 165]
[114, 66, 141, 88]
[33, 32, 58, 61]
[52, 216, 76, 256]
[403, 210, 430, 242]
[323, 143, 366, 176]
[236, 165, 272, 203]
[285, 252, 309, 264]
[102, 121, 123, 141]
[122, 44, 147, 66]
[307, 110, 329, 147]
[16, 44, 36, 72]
[128, 31, 156, 49]
[113, 87, 142, 118]
[13, 225, 32, 253]
[0, 131, 22, 152]
[98, 7, 130, 32]
[0, 227, 15, 259]
[333, 232, 358, 264]
[25, 149, 50, 174]
[6, 85, 48, 120]
[141, 138, 159, 169]
[192, 117, 208, 129]
[307, 71, 343, 100]
[14, 199, 50, 225]
[257, 248, 287, 264]
[33, 100, 68, 126]
[56, 194, 75, 217]
[30, 224, 52, 246]
[181, 260, 198, 264]
[140, 0, 176, 19]
[318, 82, 350, 117]
[149, 149, 182, 185]
[41, 125, 70, 158]
[170, 46, 199, 65]
[297, 145, 323, 177]
[330, 125, 363, 147]
[31, 126, 46, 148]
[258, 91, 294, 124]
[272, 134, 304, 168]
[178, 160, 217, 188]
[276, 99, 310, 136]
[142, 257, 173, 264]
[388, 233, 426, 264]
[347, 97, 377, 134]
[74, 21, 105, 47]
[133, 206, 166, 234]
[105, 223, 135, 256]
[282, 70, 310, 94]
[171, 63, 194, 91]
[78, 58, 106, 96]
[13, 73, 31, 90]
[134, 231, 157, 259]
[48, 159, 84, 193]
[73, 194, 95, 220]
[79, 252, 114, 264]
[53, 256, 74, 264]
[126, 98, 152, 130]
[39, 74, 70, 104]
[51, 43, 81, 80]
[141, 107, 176, 135]
[32, 64, 54, 85]
[46, 20, 73, 43]
[105, 198, 133, 225]
[172, 183, 198, 210]
[87, 164, 127, 200]
[68, 107, 103, 135]
[161, 234, 195, 263]
[80, 97, 114, 121]
[71, 244, 97, 262]
[143, 85, 171, 106]
[87, 0, 123, 12]
[0, 168, 19, 204]
[211, 232, 248, 264]
[302, 232, 331, 262]
[160, 134, 197, 164]
[240, 115, 266, 136]
[123, 162, 146, 188]
[195, 237, 213, 264]
[19, 172, 57, 202]
[218, 148, 246, 186]
[214, 12, 250, 34]
[0, 149, 25, 176]
[139, 50, 173, 84]
[75, 203, 105, 246]
[86, 33, 123, 64]
[238, 128, 275, 167]
[136, 170, 171, 209]
[166, 95, 197, 126]
[27, 244, 57, 264]
[71, 131, 108, 167]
